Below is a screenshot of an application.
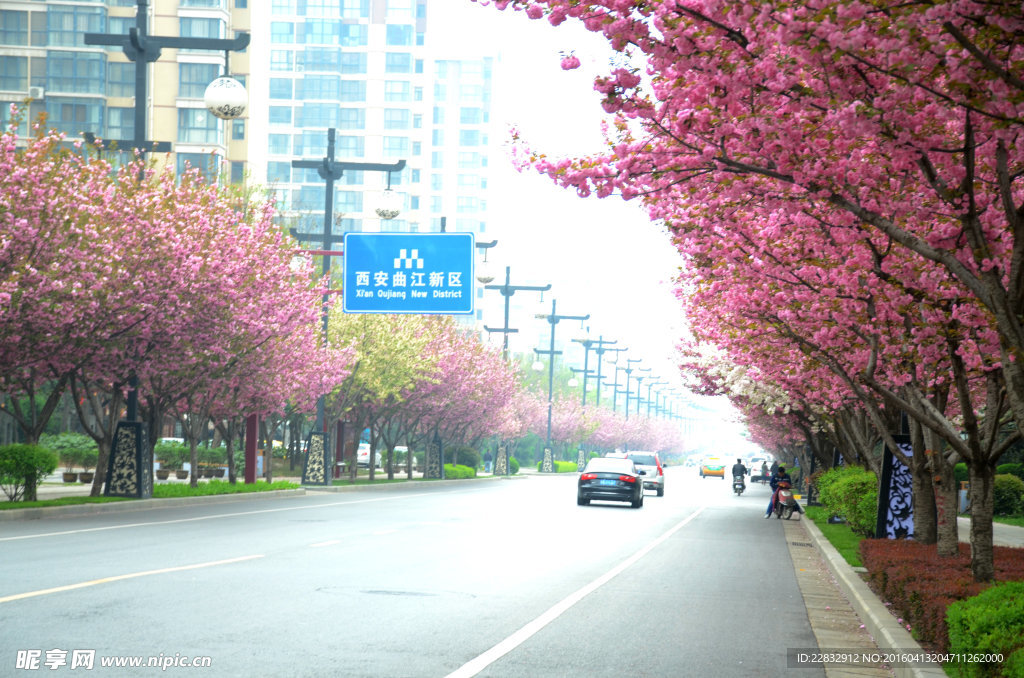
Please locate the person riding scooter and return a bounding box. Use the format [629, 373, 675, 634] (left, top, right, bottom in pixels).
[765, 465, 792, 518]
[731, 458, 747, 486]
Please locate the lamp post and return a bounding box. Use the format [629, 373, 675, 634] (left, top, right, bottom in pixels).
[533, 299, 589, 472]
[483, 267, 551, 361]
[633, 368, 652, 418]
[84, 0, 249, 500]
[290, 128, 405, 484]
[646, 380, 667, 417]
[620, 358, 642, 420]
[571, 334, 619, 408]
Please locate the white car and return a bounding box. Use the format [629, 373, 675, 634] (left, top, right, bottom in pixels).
[356, 443, 382, 468]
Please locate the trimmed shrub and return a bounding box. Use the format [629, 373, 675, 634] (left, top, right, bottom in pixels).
[996, 463, 1024, 482]
[40, 432, 98, 472]
[993, 474, 1024, 517]
[0, 443, 59, 501]
[860, 540, 1024, 655]
[442, 464, 477, 479]
[815, 465, 878, 536]
[946, 581, 1024, 678]
[536, 460, 578, 473]
[509, 456, 520, 475]
[448, 445, 481, 469]
[955, 463, 969, 484]
[154, 441, 188, 469]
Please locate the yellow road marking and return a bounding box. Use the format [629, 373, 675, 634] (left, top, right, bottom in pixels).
[0, 554, 263, 604]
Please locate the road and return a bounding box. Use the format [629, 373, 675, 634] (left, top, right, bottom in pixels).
[1, 469, 821, 677]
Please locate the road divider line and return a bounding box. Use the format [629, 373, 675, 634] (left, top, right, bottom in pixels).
[446, 506, 706, 678]
[1, 491, 462, 542]
[0, 554, 264, 604]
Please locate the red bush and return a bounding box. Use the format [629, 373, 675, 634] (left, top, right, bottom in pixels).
[858, 540, 1024, 653]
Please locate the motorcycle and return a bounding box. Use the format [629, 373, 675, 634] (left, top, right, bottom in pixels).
[732, 474, 746, 496]
[773, 480, 804, 520]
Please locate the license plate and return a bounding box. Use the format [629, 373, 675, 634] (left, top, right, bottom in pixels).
[599, 479, 617, 486]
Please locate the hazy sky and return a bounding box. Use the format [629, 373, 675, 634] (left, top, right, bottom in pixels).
[431, 3, 688, 391]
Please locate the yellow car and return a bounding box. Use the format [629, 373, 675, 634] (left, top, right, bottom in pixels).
[700, 457, 726, 478]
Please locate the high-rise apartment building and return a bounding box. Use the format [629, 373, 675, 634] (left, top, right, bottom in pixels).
[0, 0, 250, 178]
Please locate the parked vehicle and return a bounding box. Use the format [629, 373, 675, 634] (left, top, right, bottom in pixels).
[732, 474, 746, 495]
[700, 457, 725, 478]
[773, 480, 804, 519]
[356, 443, 382, 469]
[626, 451, 665, 497]
[577, 457, 646, 508]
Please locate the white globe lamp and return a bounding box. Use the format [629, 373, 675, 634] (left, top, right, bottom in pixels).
[204, 77, 248, 120]
[375, 188, 402, 220]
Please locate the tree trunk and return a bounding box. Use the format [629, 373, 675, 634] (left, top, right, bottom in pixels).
[966, 461, 997, 582]
[910, 420, 937, 545]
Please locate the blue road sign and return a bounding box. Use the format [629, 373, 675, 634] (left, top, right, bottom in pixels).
[343, 232, 475, 314]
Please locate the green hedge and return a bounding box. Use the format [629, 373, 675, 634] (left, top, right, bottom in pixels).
[996, 463, 1024, 482]
[994, 474, 1024, 517]
[815, 465, 878, 537]
[509, 457, 520, 475]
[946, 581, 1024, 677]
[0, 443, 58, 502]
[536, 460, 578, 473]
[443, 464, 477, 479]
[40, 432, 98, 472]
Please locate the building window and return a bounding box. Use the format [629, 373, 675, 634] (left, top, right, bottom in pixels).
[338, 108, 365, 130]
[271, 22, 293, 44]
[340, 24, 367, 47]
[178, 108, 221, 144]
[341, 0, 370, 19]
[383, 109, 410, 130]
[305, 20, 339, 45]
[299, 103, 339, 128]
[431, 129, 443, 145]
[176, 152, 220, 181]
[232, 120, 245, 140]
[181, 0, 225, 7]
[268, 134, 290, 155]
[48, 7, 105, 48]
[271, 0, 294, 13]
[339, 52, 366, 74]
[459, 130, 482, 146]
[298, 75, 341, 100]
[0, 55, 27, 92]
[385, 53, 412, 74]
[0, 10, 28, 47]
[382, 136, 408, 157]
[270, 50, 293, 71]
[295, 185, 325, 211]
[302, 47, 341, 72]
[336, 190, 363, 213]
[338, 80, 366, 102]
[230, 161, 245, 184]
[269, 78, 293, 99]
[385, 24, 413, 46]
[179, 18, 224, 51]
[267, 161, 292, 183]
[105, 106, 134, 140]
[336, 135, 364, 156]
[269, 106, 292, 125]
[460, 107, 483, 124]
[45, 98, 102, 137]
[47, 52, 105, 95]
[384, 81, 410, 102]
[295, 131, 326, 157]
[179, 63, 220, 98]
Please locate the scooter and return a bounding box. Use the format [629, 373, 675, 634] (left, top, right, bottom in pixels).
[773, 481, 804, 519]
[732, 474, 746, 496]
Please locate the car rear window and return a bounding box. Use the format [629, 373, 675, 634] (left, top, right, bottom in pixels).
[629, 455, 657, 466]
[585, 458, 635, 474]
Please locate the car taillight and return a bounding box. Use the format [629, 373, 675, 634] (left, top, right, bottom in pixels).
[581, 473, 597, 481]
[619, 475, 637, 483]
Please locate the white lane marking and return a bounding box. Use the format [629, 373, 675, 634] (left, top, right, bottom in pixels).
[310, 539, 341, 548]
[0, 555, 264, 604]
[445, 506, 706, 678]
[0, 490, 468, 542]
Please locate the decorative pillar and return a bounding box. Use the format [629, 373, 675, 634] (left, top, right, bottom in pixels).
[302, 431, 330, 485]
[541, 448, 554, 473]
[104, 421, 151, 498]
[494, 442, 509, 476]
[426, 437, 443, 479]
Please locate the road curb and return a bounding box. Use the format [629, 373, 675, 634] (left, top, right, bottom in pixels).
[802, 518, 947, 678]
[0, 489, 307, 522]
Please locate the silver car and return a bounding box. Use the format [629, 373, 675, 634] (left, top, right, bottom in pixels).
[626, 451, 665, 497]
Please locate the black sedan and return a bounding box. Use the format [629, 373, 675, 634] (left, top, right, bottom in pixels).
[577, 457, 646, 508]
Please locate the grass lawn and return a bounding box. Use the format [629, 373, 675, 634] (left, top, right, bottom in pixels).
[993, 515, 1024, 528]
[805, 506, 865, 567]
[1, 479, 300, 510]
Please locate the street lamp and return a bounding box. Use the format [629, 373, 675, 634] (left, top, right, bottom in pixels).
[290, 128, 405, 485]
[534, 299, 589, 472]
[572, 333, 619, 407]
[483, 267, 551, 361]
[633, 368, 652, 418]
[84, 0, 249, 500]
[646, 380, 667, 417]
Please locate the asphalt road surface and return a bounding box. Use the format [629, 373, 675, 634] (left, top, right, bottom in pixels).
[1, 468, 821, 677]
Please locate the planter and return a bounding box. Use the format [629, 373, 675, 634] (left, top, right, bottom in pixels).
[213, 468, 226, 478]
[175, 470, 189, 480]
[63, 472, 78, 483]
[155, 469, 171, 480]
[78, 472, 94, 483]
[202, 468, 215, 478]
